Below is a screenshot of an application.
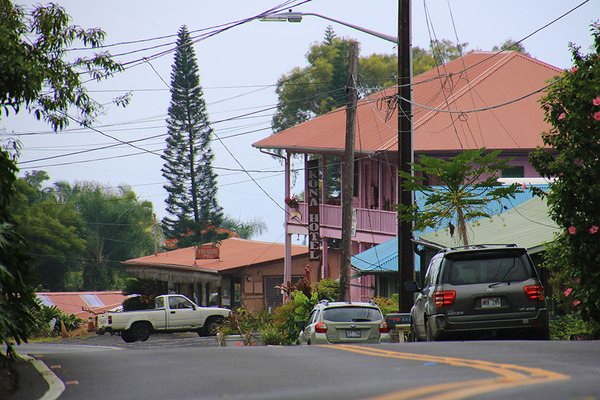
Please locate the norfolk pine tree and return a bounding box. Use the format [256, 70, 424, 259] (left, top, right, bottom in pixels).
[161, 26, 224, 245]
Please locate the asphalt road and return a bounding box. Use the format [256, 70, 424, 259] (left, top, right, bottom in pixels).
[11, 334, 600, 400]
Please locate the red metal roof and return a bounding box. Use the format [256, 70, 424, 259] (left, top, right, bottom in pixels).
[253, 51, 562, 154]
[36, 291, 130, 319]
[123, 237, 308, 272]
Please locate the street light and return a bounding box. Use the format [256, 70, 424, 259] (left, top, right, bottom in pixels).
[259, 11, 398, 44]
[260, 6, 414, 311]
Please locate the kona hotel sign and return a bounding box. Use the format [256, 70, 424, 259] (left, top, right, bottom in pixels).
[307, 159, 320, 261]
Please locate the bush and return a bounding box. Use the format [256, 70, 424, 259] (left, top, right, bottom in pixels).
[219, 280, 341, 346]
[259, 326, 286, 345]
[550, 312, 600, 340]
[29, 301, 84, 338]
[372, 295, 398, 317]
[220, 308, 272, 345]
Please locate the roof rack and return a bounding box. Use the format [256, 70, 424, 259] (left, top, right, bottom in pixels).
[441, 243, 519, 252]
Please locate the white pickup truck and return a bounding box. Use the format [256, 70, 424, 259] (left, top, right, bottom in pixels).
[97, 294, 231, 342]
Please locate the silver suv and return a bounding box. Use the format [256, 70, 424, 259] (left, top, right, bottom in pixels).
[296, 300, 392, 344]
[405, 244, 550, 341]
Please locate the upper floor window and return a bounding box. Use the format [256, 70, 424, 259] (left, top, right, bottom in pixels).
[502, 166, 524, 178]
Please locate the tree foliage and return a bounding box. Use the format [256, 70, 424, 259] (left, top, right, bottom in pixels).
[0, 146, 38, 359]
[0, 0, 124, 129]
[0, 1, 122, 358]
[57, 182, 155, 290]
[161, 25, 223, 241]
[271, 29, 468, 133]
[397, 148, 520, 245]
[492, 38, 531, 57]
[220, 216, 267, 240]
[529, 23, 600, 328]
[9, 171, 86, 291]
[9, 175, 156, 291]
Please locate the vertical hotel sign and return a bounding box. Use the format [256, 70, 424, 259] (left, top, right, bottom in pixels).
[307, 159, 321, 261]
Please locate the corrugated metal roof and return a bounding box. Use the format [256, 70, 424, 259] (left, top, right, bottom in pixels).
[124, 237, 308, 272]
[253, 51, 561, 155]
[419, 196, 559, 252]
[351, 192, 559, 272]
[35, 291, 130, 319]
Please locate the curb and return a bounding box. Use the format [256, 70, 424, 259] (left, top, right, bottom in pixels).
[21, 355, 65, 400]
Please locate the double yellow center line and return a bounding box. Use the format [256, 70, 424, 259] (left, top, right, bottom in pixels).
[324, 344, 569, 400]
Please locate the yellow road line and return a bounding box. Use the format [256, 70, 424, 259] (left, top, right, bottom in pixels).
[323, 344, 570, 400]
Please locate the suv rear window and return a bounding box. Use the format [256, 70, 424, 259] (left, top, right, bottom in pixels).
[441, 251, 534, 285]
[323, 307, 382, 322]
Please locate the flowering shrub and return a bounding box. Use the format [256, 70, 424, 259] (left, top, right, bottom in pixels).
[284, 196, 299, 208]
[529, 23, 600, 334]
[163, 224, 238, 250]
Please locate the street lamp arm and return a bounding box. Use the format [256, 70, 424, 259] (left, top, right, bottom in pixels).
[302, 13, 398, 44]
[259, 12, 398, 44]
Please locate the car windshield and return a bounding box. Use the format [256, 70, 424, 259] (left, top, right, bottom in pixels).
[443, 252, 532, 285]
[322, 307, 381, 322]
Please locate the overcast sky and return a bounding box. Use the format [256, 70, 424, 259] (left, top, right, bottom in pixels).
[2, 0, 597, 244]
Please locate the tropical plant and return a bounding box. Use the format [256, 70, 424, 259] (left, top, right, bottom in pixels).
[220, 216, 267, 240]
[29, 301, 84, 338]
[9, 171, 86, 291]
[397, 148, 521, 246]
[0, 146, 38, 359]
[161, 25, 222, 241]
[56, 182, 155, 290]
[0, 0, 122, 358]
[529, 23, 600, 330]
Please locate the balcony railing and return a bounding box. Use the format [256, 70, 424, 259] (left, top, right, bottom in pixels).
[286, 203, 397, 236]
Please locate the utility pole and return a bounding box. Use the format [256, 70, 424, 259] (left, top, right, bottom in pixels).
[339, 41, 358, 302]
[397, 0, 414, 312]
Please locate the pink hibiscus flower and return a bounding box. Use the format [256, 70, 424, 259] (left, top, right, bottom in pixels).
[558, 112, 566, 120]
[594, 97, 600, 106]
[568, 226, 576, 235]
[564, 288, 572, 297]
[595, 112, 600, 121]
[590, 225, 599, 234]
[573, 300, 581, 306]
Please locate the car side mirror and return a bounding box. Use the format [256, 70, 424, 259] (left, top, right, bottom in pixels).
[295, 320, 306, 330]
[404, 281, 421, 293]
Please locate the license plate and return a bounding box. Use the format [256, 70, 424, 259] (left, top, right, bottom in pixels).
[346, 329, 361, 338]
[481, 297, 501, 308]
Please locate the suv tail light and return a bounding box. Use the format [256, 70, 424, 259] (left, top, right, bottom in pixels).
[108, 315, 112, 324]
[379, 322, 389, 333]
[434, 291, 456, 307]
[315, 322, 328, 333]
[524, 285, 545, 301]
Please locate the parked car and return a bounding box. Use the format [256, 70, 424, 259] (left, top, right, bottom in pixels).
[96, 294, 230, 342]
[296, 300, 392, 344]
[405, 244, 550, 341]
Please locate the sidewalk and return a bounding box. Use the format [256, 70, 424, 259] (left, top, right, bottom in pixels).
[3, 357, 49, 400]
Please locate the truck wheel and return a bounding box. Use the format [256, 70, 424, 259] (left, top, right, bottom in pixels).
[131, 322, 151, 342]
[203, 316, 225, 336]
[121, 330, 136, 343]
[408, 322, 419, 342]
[425, 320, 434, 342]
